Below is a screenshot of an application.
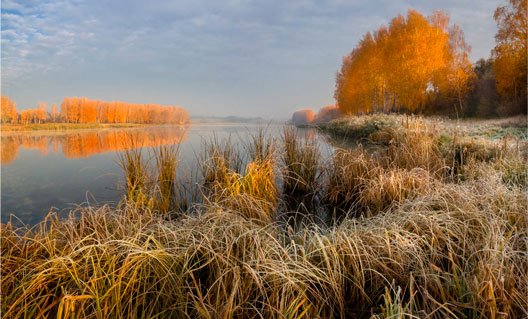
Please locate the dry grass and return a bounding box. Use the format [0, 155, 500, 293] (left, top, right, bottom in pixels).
[206, 159, 279, 223]
[2, 174, 526, 318]
[2, 114, 527, 318]
[281, 126, 321, 198]
[360, 167, 433, 214]
[199, 135, 244, 188]
[153, 145, 179, 213]
[324, 147, 377, 215]
[192, 131, 280, 222]
[117, 144, 153, 209]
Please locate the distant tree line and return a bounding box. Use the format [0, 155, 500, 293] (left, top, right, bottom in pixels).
[0, 96, 190, 125]
[335, 0, 527, 117]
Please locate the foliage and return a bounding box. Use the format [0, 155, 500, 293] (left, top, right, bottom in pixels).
[466, 59, 500, 117]
[61, 97, 190, 124]
[281, 126, 321, 198]
[492, 0, 528, 115]
[1, 95, 18, 123]
[335, 10, 476, 115]
[1, 95, 190, 125]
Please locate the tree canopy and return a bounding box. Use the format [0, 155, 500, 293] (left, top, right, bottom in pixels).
[1, 96, 18, 123]
[492, 0, 527, 115]
[61, 97, 190, 124]
[1, 95, 190, 125]
[335, 10, 475, 115]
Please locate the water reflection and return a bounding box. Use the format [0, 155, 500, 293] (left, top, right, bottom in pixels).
[1, 126, 188, 165]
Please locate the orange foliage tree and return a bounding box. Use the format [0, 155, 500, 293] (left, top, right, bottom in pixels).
[36, 102, 48, 123]
[335, 10, 476, 115]
[61, 97, 189, 124]
[1, 96, 18, 123]
[50, 103, 59, 122]
[492, 0, 527, 115]
[19, 109, 44, 124]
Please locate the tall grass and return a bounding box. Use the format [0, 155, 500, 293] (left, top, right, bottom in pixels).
[153, 145, 179, 213]
[281, 127, 321, 199]
[199, 135, 243, 188]
[201, 130, 279, 222]
[3, 174, 526, 318]
[245, 127, 275, 163]
[323, 147, 377, 216]
[117, 144, 152, 209]
[204, 159, 279, 223]
[2, 115, 527, 318]
[118, 141, 183, 213]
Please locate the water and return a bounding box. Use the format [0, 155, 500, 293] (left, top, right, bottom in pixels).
[1, 123, 328, 225]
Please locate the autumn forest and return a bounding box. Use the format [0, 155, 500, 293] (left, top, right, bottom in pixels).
[1, 96, 190, 125]
[334, 1, 526, 117]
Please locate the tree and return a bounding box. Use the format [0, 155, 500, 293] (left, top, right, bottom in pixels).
[20, 109, 37, 124]
[1, 96, 18, 123]
[467, 59, 499, 117]
[59, 97, 190, 124]
[442, 24, 477, 115]
[61, 97, 80, 123]
[492, 0, 527, 115]
[335, 10, 470, 115]
[36, 102, 48, 123]
[50, 104, 59, 122]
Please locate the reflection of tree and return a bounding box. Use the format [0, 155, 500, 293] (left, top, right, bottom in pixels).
[1, 128, 188, 164]
[21, 136, 49, 155]
[1, 136, 50, 164]
[1, 137, 19, 165]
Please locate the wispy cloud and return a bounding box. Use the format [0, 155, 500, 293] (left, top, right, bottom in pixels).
[1, 0, 500, 116]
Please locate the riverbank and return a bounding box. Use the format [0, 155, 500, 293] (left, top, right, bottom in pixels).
[0, 122, 148, 132]
[2, 115, 527, 318]
[317, 113, 528, 141]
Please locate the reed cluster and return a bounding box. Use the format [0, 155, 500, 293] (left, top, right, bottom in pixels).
[117, 137, 182, 213]
[281, 127, 321, 202]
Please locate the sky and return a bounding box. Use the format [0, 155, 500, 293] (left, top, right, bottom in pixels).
[1, 0, 502, 118]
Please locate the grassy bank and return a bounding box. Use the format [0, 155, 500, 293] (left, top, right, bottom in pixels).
[318, 113, 528, 141]
[2, 115, 527, 318]
[1, 122, 148, 132]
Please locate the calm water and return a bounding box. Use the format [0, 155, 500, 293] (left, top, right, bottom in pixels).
[1, 123, 328, 225]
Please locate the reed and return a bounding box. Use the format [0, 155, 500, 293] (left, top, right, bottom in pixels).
[281, 126, 321, 199]
[117, 144, 153, 209]
[246, 127, 275, 163]
[323, 147, 378, 216]
[3, 172, 526, 318]
[153, 145, 179, 213]
[199, 135, 243, 189]
[205, 159, 279, 223]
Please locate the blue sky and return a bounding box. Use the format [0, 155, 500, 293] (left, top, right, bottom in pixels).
[1, 0, 501, 118]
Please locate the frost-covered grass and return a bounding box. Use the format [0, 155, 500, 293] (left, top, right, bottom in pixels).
[2, 116, 527, 318]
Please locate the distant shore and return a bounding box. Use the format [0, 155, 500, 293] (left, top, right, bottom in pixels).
[0, 122, 187, 132]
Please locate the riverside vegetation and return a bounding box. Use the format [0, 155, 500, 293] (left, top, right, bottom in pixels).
[1, 114, 527, 318]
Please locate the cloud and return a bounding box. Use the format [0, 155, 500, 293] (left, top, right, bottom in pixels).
[1, 0, 501, 117]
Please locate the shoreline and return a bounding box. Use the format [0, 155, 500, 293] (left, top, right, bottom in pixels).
[0, 122, 190, 133]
